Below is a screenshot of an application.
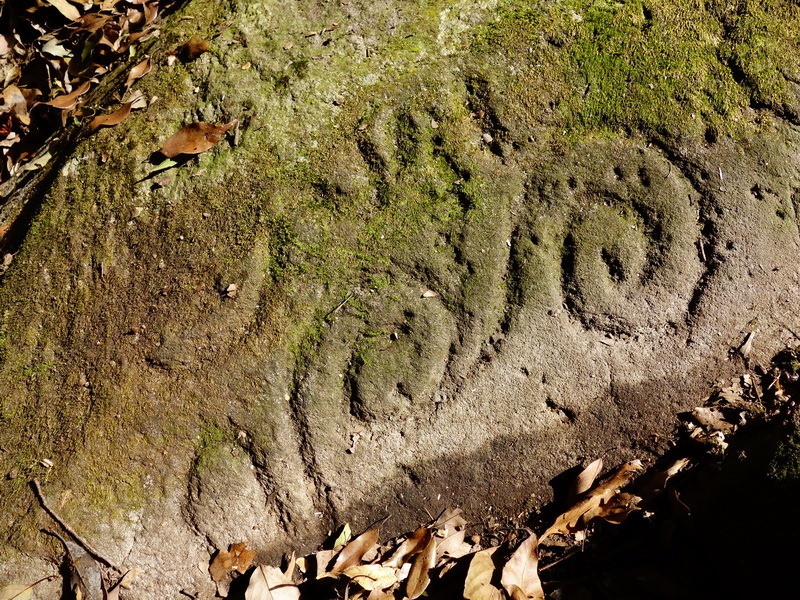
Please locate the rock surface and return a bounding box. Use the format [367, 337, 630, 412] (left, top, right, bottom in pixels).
[2, 0, 800, 596]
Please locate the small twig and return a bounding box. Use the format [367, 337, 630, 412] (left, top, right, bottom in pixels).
[539, 545, 582, 572]
[324, 291, 353, 320]
[30, 478, 123, 572]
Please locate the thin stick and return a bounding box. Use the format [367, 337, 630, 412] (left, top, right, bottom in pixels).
[30, 478, 122, 572]
[324, 291, 353, 320]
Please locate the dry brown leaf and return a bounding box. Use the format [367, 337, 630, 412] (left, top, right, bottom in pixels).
[245, 565, 300, 600]
[125, 56, 151, 88]
[2, 85, 31, 126]
[89, 102, 132, 131]
[540, 460, 642, 543]
[159, 121, 234, 158]
[581, 492, 641, 525]
[500, 534, 543, 600]
[383, 527, 431, 568]
[40, 80, 91, 110]
[329, 529, 380, 574]
[210, 542, 257, 581]
[405, 534, 436, 600]
[171, 36, 210, 62]
[692, 406, 734, 432]
[464, 547, 503, 600]
[341, 564, 397, 591]
[569, 458, 603, 499]
[638, 457, 690, 501]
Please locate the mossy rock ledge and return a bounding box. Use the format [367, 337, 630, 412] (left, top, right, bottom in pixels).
[3, 0, 800, 596]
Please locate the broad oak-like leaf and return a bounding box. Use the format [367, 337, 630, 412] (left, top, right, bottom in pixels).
[464, 547, 503, 600]
[245, 565, 300, 600]
[500, 534, 544, 600]
[159, 121, 235, 158]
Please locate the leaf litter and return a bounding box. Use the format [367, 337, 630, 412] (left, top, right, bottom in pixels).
[0, 0, 183, 199]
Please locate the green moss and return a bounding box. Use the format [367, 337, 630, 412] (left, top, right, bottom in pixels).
[475, 0, 800, 140]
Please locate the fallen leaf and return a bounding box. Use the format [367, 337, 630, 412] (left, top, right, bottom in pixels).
[313, 549, 336, 579]
[580, 492, 641, 525]
[501, 534, 543, 600]
[739, 331, 755, 360]
[569, 458, 603, 499]
[1, 85, 30, 126]
[540, 460, 642, 543]
[41, 38, 72, 58]
[331, 523, 352, 551]
[171, 36, 210, 62]
[45, 0, 81, 21]
[0, 584, 33, 600]
[210, 542, 257, 581]
[464, 548, 503, 600]
[89, 102, 132, 131]
[125, 56, 151, 88]
[436, 528, 470, 561]
[159, 121, 234, 158]
[245, 565, 300, 600]
[383, 527, 431, 567]
[405, 534, 436, 599]
[329, 529, 380, 574]
[342, 564, 398, 591]
[40, 80, 91, 110]
[692, 406, 734, 432]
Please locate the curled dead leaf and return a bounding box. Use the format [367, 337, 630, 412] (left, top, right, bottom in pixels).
[329, 528, 380, 575]
[89, 102, 132, 131]
[125, 56, 151, 88]
[159, 121, 235, 158]
[540, 460, 643, 543]
[170, 37, 210, 62]
[405, 534, 436, 599]
[569, 457, 603, 499]
[383, 527, 431, 568]
[40, 81, 91, 110]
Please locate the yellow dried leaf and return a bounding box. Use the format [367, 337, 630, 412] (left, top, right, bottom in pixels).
[342, 564, 397, 591]
[0, 584, 33, 600]
[464, 548, 502, 600]
[245, 565, 300, 600]
[45, 0, 81, 21]
[501, 535, 543, 600]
